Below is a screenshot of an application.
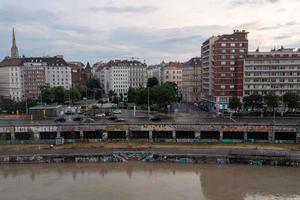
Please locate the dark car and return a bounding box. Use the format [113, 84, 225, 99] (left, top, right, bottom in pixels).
[73, 116, 84, 122]
[114, 118, 126, 122]
[107, 116, 118, 121]
[150, 116, 162, 122]
[54, 117, 66, 123]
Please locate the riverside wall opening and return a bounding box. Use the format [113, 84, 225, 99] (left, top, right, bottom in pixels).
[0, 123, 299, 144]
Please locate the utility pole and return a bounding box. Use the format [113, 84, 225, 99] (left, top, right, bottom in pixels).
[147, 87, 150, 118]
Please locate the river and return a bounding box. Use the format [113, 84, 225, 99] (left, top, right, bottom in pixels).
[0, 163, 299, 200]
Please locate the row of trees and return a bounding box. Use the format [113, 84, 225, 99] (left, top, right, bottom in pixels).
[40, 78, 102, 104]
[229, 93, 300, 112]
[0, 99, 38, 114]
[127, 80, 179, 111]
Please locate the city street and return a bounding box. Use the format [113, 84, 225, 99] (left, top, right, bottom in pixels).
[0, 104, 299, 125]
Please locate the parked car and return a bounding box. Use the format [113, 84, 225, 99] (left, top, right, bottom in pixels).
[81, 118, 95, 123]
[113, 109, 122, 114]
[73, 116, 84, 122]
[95, 113, 106, 117]
[54, 117, 66, 123]
[114, 118, 126, 122]
[150, 116, 162, 122]
[107, 116, 118, 121]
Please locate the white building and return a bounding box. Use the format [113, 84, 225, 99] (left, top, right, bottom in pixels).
[244, 47, 300, 96]
[0, 56, 72, 101]
[0, 59, 23, 101]
[147, 61, 165, 84]
[96, 60, 147, 96]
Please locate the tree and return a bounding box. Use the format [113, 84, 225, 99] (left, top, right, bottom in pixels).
[52, 86, 66, 104]
[283, 93, 300, 111]
[264, 93, 279, 112]
[243, 94, 263, 111]
[108, 90, 117, 102]
[0, 99, 16, 113]
[147, 77, 159, 88]
[229, 96, 241, 111]
[66, 87, 81, 103]
[86, 78, 100, 90]
[127, 87, 137, 103]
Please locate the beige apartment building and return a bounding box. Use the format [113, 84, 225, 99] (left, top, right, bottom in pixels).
[244, 47, 300, 96]
[161, 62, 183, 92]
[182, 57, 202, 103]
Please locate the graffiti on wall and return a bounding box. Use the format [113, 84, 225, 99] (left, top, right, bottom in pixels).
[223, 126, 272, 132]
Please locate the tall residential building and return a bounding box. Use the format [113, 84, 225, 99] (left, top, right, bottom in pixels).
[244, 47, 300, 96]
[161, 62, 183, 92]
[0, 56, 71, 101]
[11, 28, 19, 58]
[95, 60, 147, 96]
[182, 57, 202, 103]
[201, 30, 249, 111]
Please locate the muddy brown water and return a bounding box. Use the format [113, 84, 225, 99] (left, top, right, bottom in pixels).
[0, 163, 299, 200]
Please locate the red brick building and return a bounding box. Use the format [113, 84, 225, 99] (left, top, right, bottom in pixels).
[201, 30, 249, 111]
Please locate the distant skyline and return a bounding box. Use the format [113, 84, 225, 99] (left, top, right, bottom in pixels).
[0, 0, 300, 65]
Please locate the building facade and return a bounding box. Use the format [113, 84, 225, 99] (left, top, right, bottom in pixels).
[161, 62, 183, 92]
[244, 48, 300, 96]
[68, 62, 92, 86]
[0, 56, 71, 101]
[96, 60, 146, 96]
[182, 57, 202, 103]
[201, 30, 249, 111]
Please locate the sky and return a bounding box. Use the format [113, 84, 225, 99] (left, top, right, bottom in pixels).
[0, 0, 300, 65]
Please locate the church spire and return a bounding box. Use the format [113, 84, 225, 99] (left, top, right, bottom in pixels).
[11, 28, 19, 58]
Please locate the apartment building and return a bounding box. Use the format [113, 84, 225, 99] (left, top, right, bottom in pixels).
[161, 62, 183, 92]
[244, 47, 300, 96]
[182, 57, 202, 103]
[201, 30, 249, 111]
[0, 56, 71, 101]
[96, 60, 146, 96]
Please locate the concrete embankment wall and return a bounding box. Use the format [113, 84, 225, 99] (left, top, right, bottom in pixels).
[0, 123, 299, 144]
[0, 150, 299, 167]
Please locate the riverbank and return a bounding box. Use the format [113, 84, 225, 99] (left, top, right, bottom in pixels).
[0, 142, 300, 166]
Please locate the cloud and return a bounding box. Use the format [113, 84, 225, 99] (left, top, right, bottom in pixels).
[89, 5, 157, 14]
[231, 0, 279, 6]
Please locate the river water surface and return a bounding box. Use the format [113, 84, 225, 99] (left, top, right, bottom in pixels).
[0, 163, 299, 200]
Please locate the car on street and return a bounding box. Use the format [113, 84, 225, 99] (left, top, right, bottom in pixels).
[95, 113, 106, 117]
[113, 109, 122, 114]
[107, 116, 118, 121]
[54, 117, 66, 123]
[81, 118, 95, 123]
[150, 116, 162, 122]
[114, 118, 126, 122]
[73, 116, 84, 122]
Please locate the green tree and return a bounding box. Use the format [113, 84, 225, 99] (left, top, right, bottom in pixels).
[127, 87, 137, 103]
[264, 93, 279, 112]
[108, 90, 117, 102]
[243, 94, 263, 111]
[147, 77, 159, 88]
[66, 87, 81, 103]
[0, 99, 16, 113]
[52, 86, 66, 104]
[283, 93, 300, 111]
[229, 96, 241, 111]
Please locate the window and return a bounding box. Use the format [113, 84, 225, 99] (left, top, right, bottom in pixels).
[221, 43, 226, 47]
[230, 43, 235, 47]
[221, 61, 226, 65]
[221, 85, 225, 89]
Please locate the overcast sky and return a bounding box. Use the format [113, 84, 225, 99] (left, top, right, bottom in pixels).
[0, 0, 299, 65]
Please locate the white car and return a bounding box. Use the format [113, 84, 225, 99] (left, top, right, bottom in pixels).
[113, 109, 122, 114]
[95, 113, 106, 117]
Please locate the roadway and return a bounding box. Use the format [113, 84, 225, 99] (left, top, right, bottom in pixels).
[0, 104, 299, 125]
